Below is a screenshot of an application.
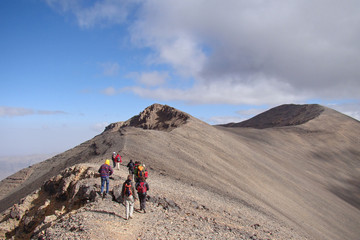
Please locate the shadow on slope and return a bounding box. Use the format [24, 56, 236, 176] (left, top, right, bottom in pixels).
[222, 104, 325, 129]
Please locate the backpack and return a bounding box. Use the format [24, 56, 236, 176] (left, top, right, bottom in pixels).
[137, 182, 147, 194]
[137, 165, 145, 178]
[124, 181, 132, 197]
[127, 162, 135, 173]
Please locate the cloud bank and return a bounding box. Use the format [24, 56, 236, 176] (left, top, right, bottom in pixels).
[47, 0, 360, 107]
[0, 106, 67, 117]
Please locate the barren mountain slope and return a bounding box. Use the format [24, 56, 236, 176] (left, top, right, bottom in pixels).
[221, 104, 325, 128]
[107, 105, 360, 240]
[0, 103, 359, 240]
[0, 163, 305, 239]
[216, 106, 360, 240]
[0, 104, 191, 211]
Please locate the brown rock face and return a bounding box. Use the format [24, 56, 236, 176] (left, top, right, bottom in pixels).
[105, 104, 190, 132]
[0, 165, 100, 239]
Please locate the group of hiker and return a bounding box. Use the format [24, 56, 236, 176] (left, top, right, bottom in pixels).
[98, 152, 150, 220]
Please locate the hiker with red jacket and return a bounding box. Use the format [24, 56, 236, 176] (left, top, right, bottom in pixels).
[121, 175, 137, 220]
[98, 159, 113, 197]
[135, 177, 149, 213]
[112, 151, 122, 170]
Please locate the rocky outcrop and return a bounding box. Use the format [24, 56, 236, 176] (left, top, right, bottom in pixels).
[43, 165, 97, 201]
[112, 184, 123, 203]
[105, 104, 190, 132]
[0, 165, 101, 239]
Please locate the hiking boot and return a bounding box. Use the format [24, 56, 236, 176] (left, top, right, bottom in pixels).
[143, 209, 146, 213]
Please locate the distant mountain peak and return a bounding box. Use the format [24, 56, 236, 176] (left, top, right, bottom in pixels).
[222, 104, 325, 129]
[105, 103, 190, 132]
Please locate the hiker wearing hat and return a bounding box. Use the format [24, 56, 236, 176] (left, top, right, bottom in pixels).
[112, 151, 122, 170]
[98, 159, 113, 197]
[112, 152, 122, 169]
[121, 175, 137, 220]
[135, 177, 149, 213]
[112, 152, 117, 168]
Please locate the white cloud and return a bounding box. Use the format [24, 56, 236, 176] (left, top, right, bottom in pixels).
[126, 75, 302, 105]
[47, 0, 360, 113]
[326, 101, 360, 121]
[99, 62, 120, 77]
[207, 116, 246, 125]
[101, 87, 117, 96]
[207, 106, 270, 125]
[37, 110, 67, 115]
[0, 106, 67, 117]
[156, 35, 206, 77]
[129, 0, 360, 102]
[46, 0, 139, 28]
[0, 106, 34, 117]
[76, 0, 127, 28]
[137, 71, 168, 87]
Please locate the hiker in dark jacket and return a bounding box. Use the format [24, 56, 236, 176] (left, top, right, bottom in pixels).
[112, 152, 117, 168]
[98, 159, 113, 197]
[127, 160, 135, 175]
[135, 177, 149, 213]
[121, 175, 137, 220]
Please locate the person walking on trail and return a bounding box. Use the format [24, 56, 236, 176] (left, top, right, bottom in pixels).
[134, 162, 148, 183]
[98, 159, 113, 197]
[121, 175, 137, 220]
[112, 152, 117, 168]
[112, 151, 122, 170]
[127, 159, 135, 175]
[136, 177, 149, 213]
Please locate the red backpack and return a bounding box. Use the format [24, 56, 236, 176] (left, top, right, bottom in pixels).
[137, 182, 147, 194]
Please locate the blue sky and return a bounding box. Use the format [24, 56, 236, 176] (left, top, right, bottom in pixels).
[1, 0, 359, 156]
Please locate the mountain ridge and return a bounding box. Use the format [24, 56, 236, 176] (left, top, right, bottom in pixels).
[0, 103, 359, 239]
[221, 103, 326, 129]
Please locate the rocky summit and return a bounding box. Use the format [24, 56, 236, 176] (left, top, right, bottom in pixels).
[104, 104, 190, 132]
[0, 103, 359, 240]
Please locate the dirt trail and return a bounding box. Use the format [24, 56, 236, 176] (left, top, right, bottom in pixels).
[7, 162, 305, 239]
